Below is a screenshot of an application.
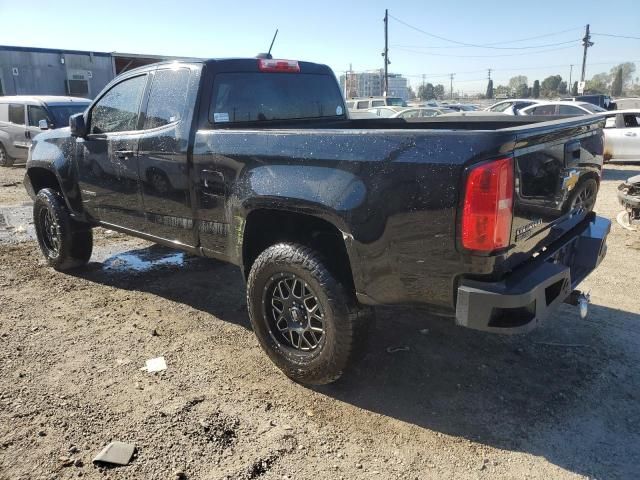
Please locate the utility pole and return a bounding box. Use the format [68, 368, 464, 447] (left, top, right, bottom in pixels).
[450, 73, 455, 100]
[569, 64, 573, 92]
[580, 24, 593, 83]
[383, 9, 389, 96]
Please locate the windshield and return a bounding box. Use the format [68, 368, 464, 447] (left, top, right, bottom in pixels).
[211, 73, 346, 123]
[582, 103, 607, 113]
[386, 97, 407, 107]
[48, 104, 89, 128]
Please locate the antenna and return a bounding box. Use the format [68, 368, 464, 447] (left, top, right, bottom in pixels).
[257, 29, 279, 60]
[267, 29, 279, 57]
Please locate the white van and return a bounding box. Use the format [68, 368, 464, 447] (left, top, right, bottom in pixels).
[346, 96, 407, 110]
[0, 96, 90, 166]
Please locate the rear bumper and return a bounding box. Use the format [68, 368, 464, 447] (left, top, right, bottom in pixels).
[455, 215, 610, 334]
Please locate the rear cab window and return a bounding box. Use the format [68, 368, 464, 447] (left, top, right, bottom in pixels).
[356, 101, 369, 109]
[210, 71, 346, 125]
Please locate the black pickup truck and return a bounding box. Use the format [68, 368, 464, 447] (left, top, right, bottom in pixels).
[25, 57, 610, 384]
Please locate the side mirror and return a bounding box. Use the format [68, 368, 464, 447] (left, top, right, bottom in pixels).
[38, 119, 50, 130]
[69, 113, 87, 138]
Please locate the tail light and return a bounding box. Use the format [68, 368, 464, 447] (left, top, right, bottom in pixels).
[258, 59, 300, 73]
[461, 157, 514, 252]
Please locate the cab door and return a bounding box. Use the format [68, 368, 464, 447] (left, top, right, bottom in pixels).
[615, 113, 640, 159]
[76, 73, 148, 229]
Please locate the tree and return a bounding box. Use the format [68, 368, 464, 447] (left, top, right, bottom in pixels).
[486, 79, 494, 99]
[407, 85, 416, 100]
[418, 83, 435, 100]
[508, 75, 528, 94]
[609, 62, 636, 90]
[434, 84, 445, 99]
[558, 81, 567, 95]
[611, 68, 623, 96]
[571, 81, 578, 96]
[532, 80, 540, 98]
[585, 72, 611, 94]
[516, 83, 529, 98]
[541, 75, 562, 97]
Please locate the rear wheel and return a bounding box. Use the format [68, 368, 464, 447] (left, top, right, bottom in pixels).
[0, 143, 14, 167]
[246, 243, 372, 385]
[34, 188, 93, 271]
[565, 178, 598, 213]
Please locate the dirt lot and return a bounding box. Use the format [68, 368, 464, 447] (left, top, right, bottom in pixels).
[1, 164, 639, 480]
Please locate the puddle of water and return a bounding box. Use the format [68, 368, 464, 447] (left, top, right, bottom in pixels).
[95, 245, 188, 273]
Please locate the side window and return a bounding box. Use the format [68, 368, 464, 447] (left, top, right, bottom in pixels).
[558, 105, 583, 115]
[9, 104, 25, 124]
[604, 116, 617, 128]
[346, 102, 354, 109]
[28, 106, 50, 127]
[491, 102, 511, 112]
[623, 114, 640, 128]
[400, 110, 419, 118]
[532, 105, 556, 115]
[371, 100, 385, 107]
[356, 101, 369, 109]
[90, 75, 147, 134]
[143, 69, 190, 130]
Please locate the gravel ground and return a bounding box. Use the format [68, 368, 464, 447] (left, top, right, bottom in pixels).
[1, 163, 639, 480]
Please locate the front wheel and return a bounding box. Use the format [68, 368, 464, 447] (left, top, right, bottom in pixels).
[34, 188, 93, 271]
[247, 243, 370, 385]
[0, 143, 14, 167]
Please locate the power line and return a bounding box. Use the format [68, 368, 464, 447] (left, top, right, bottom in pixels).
[393, 44, 579, 58]
[592, 32, 640, 41]
[388, 14, 582, 50]
[390, 39, 580, 50]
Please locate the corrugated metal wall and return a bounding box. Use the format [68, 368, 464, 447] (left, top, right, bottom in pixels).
[0, 48, 115, 98]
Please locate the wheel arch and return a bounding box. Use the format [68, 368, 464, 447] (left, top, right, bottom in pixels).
[241, 208, 360, 296]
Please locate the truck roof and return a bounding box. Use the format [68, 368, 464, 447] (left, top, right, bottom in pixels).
[121, 58, 334, 76]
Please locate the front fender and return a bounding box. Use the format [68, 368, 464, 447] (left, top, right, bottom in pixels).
[27, 128, 84, 216]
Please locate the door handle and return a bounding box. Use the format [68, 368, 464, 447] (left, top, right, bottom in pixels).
[624, 132, 637, 137]
[115, 150, 134, 159]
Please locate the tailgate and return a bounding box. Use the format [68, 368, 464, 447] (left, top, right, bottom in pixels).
[505, 115, 605, 266]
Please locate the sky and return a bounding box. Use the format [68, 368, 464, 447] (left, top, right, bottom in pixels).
[1, 0, 639, 94]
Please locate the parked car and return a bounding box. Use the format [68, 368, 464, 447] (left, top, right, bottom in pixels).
[614, 98, 640, 110]
[365, 106, 407, 118]
[389, 107, 454, 118]
[442, 103, 479, 112]
[602, 110, 640, 162]
[519, 101, 607, 116]
[0, 96, 90, 167]
[25, 56, 610, 385]
[485, 99, 544, 115]
[346, 96, 407, 110]
[618, 174, 640, 225]
[562, 94, 616, 111]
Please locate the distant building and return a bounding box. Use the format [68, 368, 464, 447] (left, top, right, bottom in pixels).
[339, 69, 409, 101]
[0, 45, 192, 98]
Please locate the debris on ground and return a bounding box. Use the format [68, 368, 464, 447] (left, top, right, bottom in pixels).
[141, 356, 167, 373]
[92, 441, 136, 466]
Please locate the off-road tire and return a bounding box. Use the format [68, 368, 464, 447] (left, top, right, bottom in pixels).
[0, 143, 14, 167]
[564, 178, 599, 214]
[34, 188, 93, 271]
[247, 243, 372, 385]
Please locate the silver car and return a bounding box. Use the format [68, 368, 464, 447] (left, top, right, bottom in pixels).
[0, 96, 90, 166]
